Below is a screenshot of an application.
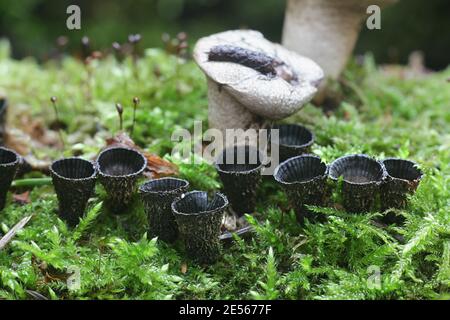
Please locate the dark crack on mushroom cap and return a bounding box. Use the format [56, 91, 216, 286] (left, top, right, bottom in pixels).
[172, 191, 228, 264]
[208, 45, 297, 83]
[381, 158, 423, 215]
[329, 154, 386, 213]
[50, 158, 97, 227]
[274, 155, 329, 223]
[272, 124, 314, 161]
[0, 147, 21, 211]
[97, 147, 147, 213]
[215, 145, 264, 216]
[139, 177, 189, 243]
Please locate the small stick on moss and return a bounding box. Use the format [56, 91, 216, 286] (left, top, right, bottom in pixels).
[50, 96, 65, 148]
[12, 177, 53, 188]
[0, 215, 32, 250]
[116, 103, 124, 131]
[130, 97, 139, 137]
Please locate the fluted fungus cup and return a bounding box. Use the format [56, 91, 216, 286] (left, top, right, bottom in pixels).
[215, 145, 264, 216]
[50, 158, 97, 226]
[274, 155, 329, 223]
[381, 158, 423, 216]
[0, 147, 20, 211]
[272, 124, 314, 162]
[139, 177, 189, 243]
[0, 97, 7, 145]
[193, 30, 323, 141]
[172, 191, 228, 264]
[329, 154, 386, 213]
[97, 147, 147, 213]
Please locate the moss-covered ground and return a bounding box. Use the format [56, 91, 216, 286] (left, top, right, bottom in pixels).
[0, 41, 449, 299]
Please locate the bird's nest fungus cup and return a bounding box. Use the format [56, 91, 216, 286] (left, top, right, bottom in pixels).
[329, 154, 386, 213]
[139, 177, 189, 243]
[272, 124, 314, 162]
[381, 158, 423, 221]
[172, 191, 229, 264]
[97, 147, 147, 213]
[50, 158, 97, 227]
[0, 147, 20, 211]
[215, 145, 264, 216]
[274, 155, 329, 223]
[193, 30, 323, 140]
[0, 97, 7, 145]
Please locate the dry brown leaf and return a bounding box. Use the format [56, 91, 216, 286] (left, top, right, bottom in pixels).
[13, 191, 31, 205]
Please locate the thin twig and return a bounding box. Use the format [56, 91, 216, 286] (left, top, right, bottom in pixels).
[12, 178, 52, 188]
[0, 215, 32, 250]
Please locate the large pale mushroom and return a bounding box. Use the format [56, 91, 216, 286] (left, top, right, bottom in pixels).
[193, 30, 323, 138]
[282, 0, 397, 80]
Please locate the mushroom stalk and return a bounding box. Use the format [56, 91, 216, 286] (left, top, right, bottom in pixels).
[282, 0, 396, 79]
[207, 77, 268, 133]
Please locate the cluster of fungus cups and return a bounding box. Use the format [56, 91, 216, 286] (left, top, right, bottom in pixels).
[50, 158, 97, 226]
[0, 147, 21, 211]
[96, 147, 147, 213]
[274, 155, 329, 223]
[139, 177, 189, 243]
[171, 191, 229, 264]
[381, 158, 423, 223]
[214, 145, 264, 216]
[329, 154, 387, 213]
[271, 124, 314, 162]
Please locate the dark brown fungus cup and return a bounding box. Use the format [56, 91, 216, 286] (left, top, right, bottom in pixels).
[139, 177, 189, 243]
[274, 154, 329, 223]
[329, 154, 386, 213]
[271, 124, 314, 162]
[97, 147, 147, 213]
[381, 158, 423, 224]
[172, 191, 228, 264]
[50, 158, 97, 227]
[0, 97, 7, 145]
[0, 147, 20, 211]
[215, 145, 264, 216]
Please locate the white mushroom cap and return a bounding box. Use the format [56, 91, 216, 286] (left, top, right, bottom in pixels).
[194, 30, 324, 120]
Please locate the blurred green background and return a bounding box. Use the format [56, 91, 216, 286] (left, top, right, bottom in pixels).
[0, 0, 449, 69]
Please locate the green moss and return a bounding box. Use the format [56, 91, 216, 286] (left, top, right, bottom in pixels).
[0, 42, 449, 299]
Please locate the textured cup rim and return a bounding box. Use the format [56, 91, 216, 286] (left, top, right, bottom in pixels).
[382, 157, 423, 183]
[50, 157, 97, 182]
[171, 190, 229, 217]
[272, 123, 315, 149]
[214, 145, 265, 175]
[139, 177, 189, 195]
[96, 147, 147, 179]
[0, 146, 21, 168]
[274, 154, 328, 185]
[329, 154, 387, 185]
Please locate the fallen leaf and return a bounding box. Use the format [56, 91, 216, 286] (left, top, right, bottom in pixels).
[105, 132, 178, 178]
[13, 191, 31, 205]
